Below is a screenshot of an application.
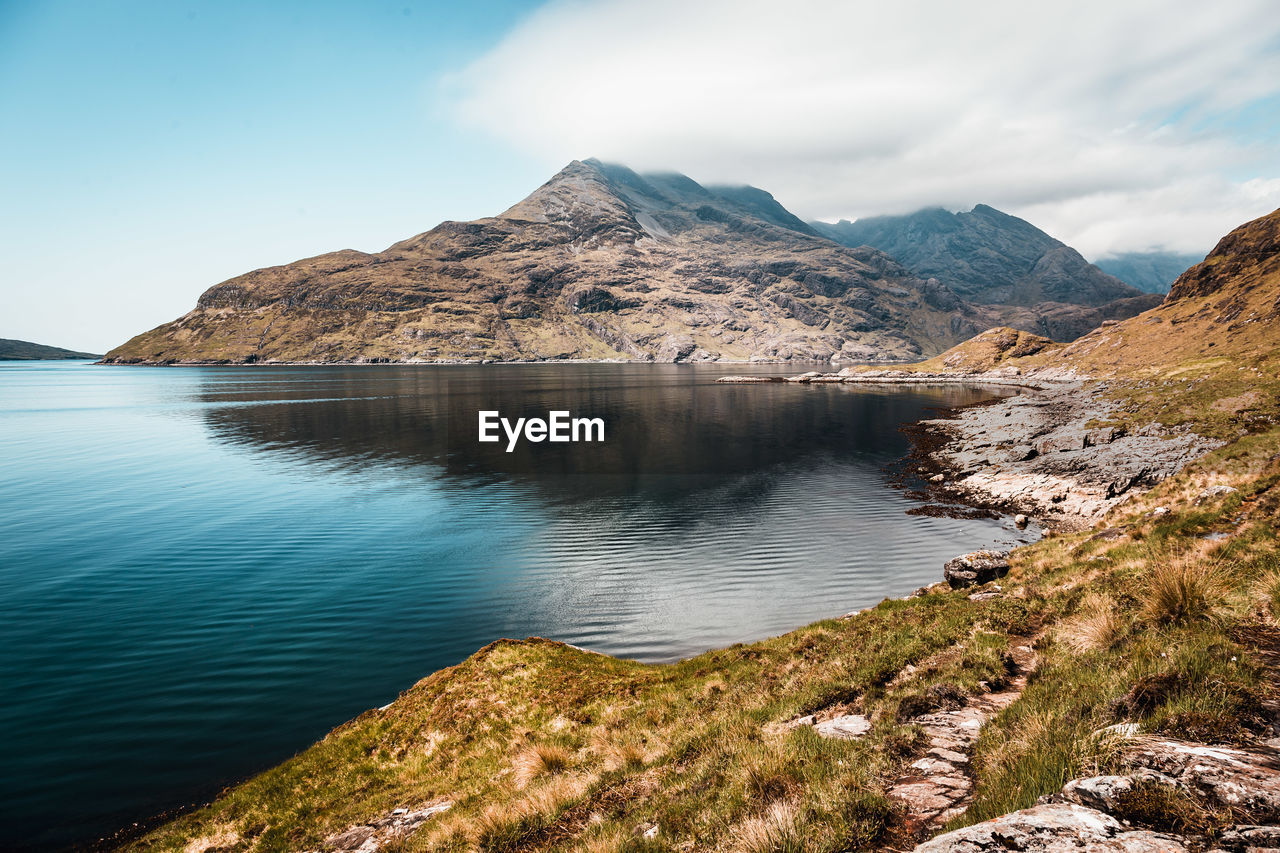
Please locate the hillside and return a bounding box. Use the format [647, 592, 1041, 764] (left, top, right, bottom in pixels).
[1094, 250, 1204, 294]
[813, 205, 1163, 340]
[0, 338, 99, 360]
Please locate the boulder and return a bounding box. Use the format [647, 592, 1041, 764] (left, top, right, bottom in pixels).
[944, 550, 1011, 588]
[911, 802, 1189, 852]
[814, 714, 872, 740]
[1194, 485, 1238, 505]
[1123, 736, 1280, 822]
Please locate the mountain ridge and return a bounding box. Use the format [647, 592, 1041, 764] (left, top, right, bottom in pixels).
[812, 205, 1161, 310]
[104, 162, 1159, 365]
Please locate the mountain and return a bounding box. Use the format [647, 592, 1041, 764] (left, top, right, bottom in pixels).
[811, 205, 1163, 339]
[105, 163, 1157, 365]
[1046, 207, 1280, 376]
[0, 338, 100, 360]
[1093, 250, 1205, 294]
[104, 160, 1004, 365]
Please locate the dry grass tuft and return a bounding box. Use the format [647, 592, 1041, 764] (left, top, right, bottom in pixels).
[733, 800, 803, 853]
[1252, 560, 1280, 621]
[1141, 552, 1231, 626]
[593, 732, 655, 772]
[1059, 593, 1127, 653]
[182, 825, 240, 853]
[475, 774, 592, 852]
[513, 743, 573, 787]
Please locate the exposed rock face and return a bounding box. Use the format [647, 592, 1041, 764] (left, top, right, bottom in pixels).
[104, 160, 996, 365]
[943, 550, 1011, 588]
[811, 205, 1164, 340]
[923, 383, 1221, 529]
[1095, 251, 1204, 295]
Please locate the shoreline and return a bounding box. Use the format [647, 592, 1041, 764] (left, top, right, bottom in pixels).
[727, 367, 1223, 532]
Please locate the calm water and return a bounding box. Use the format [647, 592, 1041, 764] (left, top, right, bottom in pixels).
[0, 361, 1031, 849]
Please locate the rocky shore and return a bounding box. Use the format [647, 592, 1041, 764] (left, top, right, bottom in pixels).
[720, 368, 1222, 531]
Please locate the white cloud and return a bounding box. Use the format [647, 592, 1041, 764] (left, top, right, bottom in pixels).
[448, 0, 1280, 255]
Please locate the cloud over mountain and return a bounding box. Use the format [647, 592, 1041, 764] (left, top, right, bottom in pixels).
[448, 0, 1280, 256]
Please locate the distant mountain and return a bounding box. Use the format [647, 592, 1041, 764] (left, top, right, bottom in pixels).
[104, 162, 1153, 365]
[104, 160, 1002, 365]
[811, 206, 1163, 333]
[0, 338, 100, 360]
[1093, 251, 1204, 294]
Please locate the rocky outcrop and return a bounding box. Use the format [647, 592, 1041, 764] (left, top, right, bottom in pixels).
[914, 734, 1280, 852]
[923, 383, 1221, 529]
[317, 800, 453, 853]
[912, 802, 1189, 852]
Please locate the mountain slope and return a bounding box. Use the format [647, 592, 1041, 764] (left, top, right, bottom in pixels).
[0, 338, 100, 360]
[1094, 250, 1205, 294]
[105, 160, 1000, 365]
[812, 206, 1163, 339]
[1039, 207, 1280, 378]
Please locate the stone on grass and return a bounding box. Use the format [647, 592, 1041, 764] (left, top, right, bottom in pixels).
[943, 550, 1011, 588]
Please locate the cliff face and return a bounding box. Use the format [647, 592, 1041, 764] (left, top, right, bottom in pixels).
[812, 205, 1164, 338]
[105, 160, 996, 365]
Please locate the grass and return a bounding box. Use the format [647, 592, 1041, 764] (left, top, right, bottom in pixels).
[1140, 550, 1231, 627]
[124, 404, 1280, 853]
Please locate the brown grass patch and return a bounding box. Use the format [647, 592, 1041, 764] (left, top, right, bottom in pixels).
[1141, 553, 1230, 626]
[514, 743, 574, 787]
[1059, 593, 1127, 653]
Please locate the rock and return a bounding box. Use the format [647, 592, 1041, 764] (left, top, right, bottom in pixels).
[1059, 775, 1136, 812]
[1034, 430, 1089, 455]
[943, 550, 1011, 588]
[814, 714, 872, 740]
[930, 473, 946, 483]
[1217, 824, 1280, 851]
[1150, 506, 1170, 518]
[968, 590, 1003, 601]
[1014, 513, 1028, 528]
[911, 802, 1190, 852]
[325, 801, 453, 852]
[1195, 485, 1239, 505]
[1123, 736, 1280, 822]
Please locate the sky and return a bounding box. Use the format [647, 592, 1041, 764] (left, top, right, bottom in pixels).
[3, 0, 1279, 353]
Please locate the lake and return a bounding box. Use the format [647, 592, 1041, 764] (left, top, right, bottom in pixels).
[0, 361, 1032, 849]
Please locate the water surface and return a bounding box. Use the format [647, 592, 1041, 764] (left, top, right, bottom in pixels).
[0, 362, 1030, 848]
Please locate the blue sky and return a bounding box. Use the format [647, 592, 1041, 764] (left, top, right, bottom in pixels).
[3, 0, 1279, 353]
[1, 0, 550, 352]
